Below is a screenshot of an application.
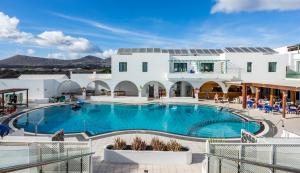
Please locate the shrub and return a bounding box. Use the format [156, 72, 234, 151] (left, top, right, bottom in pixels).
[131, 137, 147, 150]
[166, 140, 182, 151]
[113, 137, 127, 150]
[150, 137, 166, 151]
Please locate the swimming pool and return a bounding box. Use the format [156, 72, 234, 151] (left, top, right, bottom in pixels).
[14, 103, 261, 138]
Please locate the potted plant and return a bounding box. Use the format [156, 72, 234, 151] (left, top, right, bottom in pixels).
[104, 137, 192, 164]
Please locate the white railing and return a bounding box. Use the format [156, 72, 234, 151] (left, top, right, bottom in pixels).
[0, 141, 92, 172]
[207, 143, 300, 173]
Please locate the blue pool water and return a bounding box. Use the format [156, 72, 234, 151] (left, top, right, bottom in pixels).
[14, 103, 261, 138]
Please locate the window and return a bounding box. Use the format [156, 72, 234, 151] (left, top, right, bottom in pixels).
[174, 63, 187, 72]
[268, 62, 277, 72]
[142, 62, 148, 72]
[247, 62, 252, 72]
[200, 63, 214, 72]
[119, 62, 127, 72]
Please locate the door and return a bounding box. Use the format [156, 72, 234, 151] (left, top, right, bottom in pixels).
[297, 61, 300, 72]
[148, 85, 154, 98]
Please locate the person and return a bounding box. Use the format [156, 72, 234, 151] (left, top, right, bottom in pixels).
[214, 93, 219, 103]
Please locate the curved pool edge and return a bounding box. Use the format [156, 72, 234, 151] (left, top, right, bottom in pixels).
[9, 101, 269, 142]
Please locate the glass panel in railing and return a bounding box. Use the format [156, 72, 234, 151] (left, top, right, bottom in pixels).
[275, 145, 300, 169]
[220, 159, 238, 173]
[240, 163, 270, 173]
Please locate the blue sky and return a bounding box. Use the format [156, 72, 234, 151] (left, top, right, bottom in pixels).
[0, 0, 300, 59]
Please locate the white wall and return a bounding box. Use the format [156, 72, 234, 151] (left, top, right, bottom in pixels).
[224, 52, 288, 83]
[112, 53, 173, 95]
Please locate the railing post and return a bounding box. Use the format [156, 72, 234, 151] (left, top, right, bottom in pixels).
[271, 145, 276, 173]
[206, 140, 210, 173]
[66, 149, 69, 173]
[218, 158, 222, 173]
[80, 150, 83, 173]
[39, 147, 43, 173]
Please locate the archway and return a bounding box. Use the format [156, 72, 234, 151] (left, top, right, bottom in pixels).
[199, 81, 223, 99]
[86, 80, 111, 96]
[57, 80, 82, 95]
[227, 85, 242, 99]
[169, 81, 194, 97]
[114, 81, 139, 97]
[142, 81, 166, 98]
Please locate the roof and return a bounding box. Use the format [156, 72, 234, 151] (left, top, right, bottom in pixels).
[18, 74, 68, 80]
[117, 47, 277, 56]
[0, 88, 28, 94]
[245, 80, 300, 91]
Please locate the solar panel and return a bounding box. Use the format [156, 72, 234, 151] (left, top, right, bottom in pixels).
[202, 49, 210, 54]
[256, 47, 267, 53]
[232, 47, 244, 52]
[174, 49, 181, 54]
[132, 48, 139, 53]
[162, 49, 168, 53]
[154, 48, 161, 53]
[181, 49, 188, 54]
[263, 47, 277, 53]
[225, 47, 235, 53]
[123, 48, 131, 53]
[190, 49, 197, 54]
[209, 49, 218, 54]
[168, 49, 175, 54]
[139, 48, 146, 53]
[147, 48, 153, 53]
[196, 49, 204, 54]
[216, 49, 224, 54]
[240, 47, 251, 53]
[248, 47, 259, 52]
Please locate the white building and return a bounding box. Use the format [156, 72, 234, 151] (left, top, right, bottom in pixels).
[0, 46, 299, 102]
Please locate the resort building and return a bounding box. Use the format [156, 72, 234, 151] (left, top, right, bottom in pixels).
[1, 45, 300, 173]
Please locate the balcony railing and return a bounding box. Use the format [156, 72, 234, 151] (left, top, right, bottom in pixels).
[0, 141, 93, 173]
[207, 143, 300, 173]
[286, 66, 300, 78]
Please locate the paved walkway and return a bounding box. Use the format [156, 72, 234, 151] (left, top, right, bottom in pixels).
[5, 97, 300, 173]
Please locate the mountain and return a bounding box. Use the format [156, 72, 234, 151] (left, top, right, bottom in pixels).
[0, 55, 111, 68]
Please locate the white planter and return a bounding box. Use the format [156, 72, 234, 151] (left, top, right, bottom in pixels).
[103, 145, 192, 165]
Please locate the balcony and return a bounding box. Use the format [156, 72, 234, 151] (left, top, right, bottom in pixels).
[167, 72, 239, 80]
[286, 66, 300, 79]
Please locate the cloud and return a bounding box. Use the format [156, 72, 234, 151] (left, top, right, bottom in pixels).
[0, 11, 101, 54]
[47, 52, 81, 60]
[95, 49, 117, 58]
[36, 31, 100, 53]
[211, 0, 300, 13]
[27, 48, 35, 55]
[0, 12, 33, 43]
[50, 12, 198, 48]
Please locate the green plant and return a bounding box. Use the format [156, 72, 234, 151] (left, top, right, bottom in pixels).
[150, 137, 166, 151]
[113, 137, 127, 150]
[166, 140, 182, 151]
[131, 137, 147, 150]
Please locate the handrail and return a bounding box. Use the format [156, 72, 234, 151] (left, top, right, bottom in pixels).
[0, 152, 95, 173]
[205, 153, 300, 173]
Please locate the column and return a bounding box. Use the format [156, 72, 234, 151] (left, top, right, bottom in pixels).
[242, 83, 247, 109]
[282, 90, 287, 118]
[2, 93, 4, 111]
[291, 91, 296, 104]
[26, 89, 29, 108]
[255, 87, 260, 108]
[270, 88, 274, 107]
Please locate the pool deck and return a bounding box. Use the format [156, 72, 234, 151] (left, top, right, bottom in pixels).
[3, 97, 300, 173]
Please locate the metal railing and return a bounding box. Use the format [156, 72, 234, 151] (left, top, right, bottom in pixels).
[0, 141, 93, 173]
[207, 143, 300, 173]
[207, 153, 300, 173]
[0, 150, 94, 173]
